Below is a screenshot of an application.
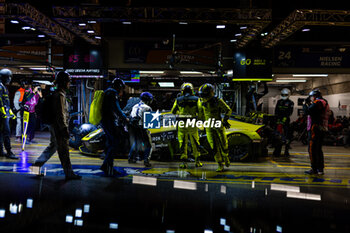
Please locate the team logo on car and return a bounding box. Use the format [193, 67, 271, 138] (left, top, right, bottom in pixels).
[144, 110, 161, 129]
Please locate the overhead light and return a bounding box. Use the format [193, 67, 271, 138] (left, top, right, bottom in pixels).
[302, 28, 310, 32]
[10, 20, 19, 24]
[29, 67, 47, 70]
[30, 28, 36, 31]
[37, 35, 45, 38]
[95, 36, 101, 39]
[109, 223, 118, 229]
[292, 74, 328, 77]
[140, 71, 164, 74]
[216, 25, 225, 29]
[122, 21, 132, 25]
[180, 71, 202, 74]
[240, 26, 247, 29]
[87, 20, 96, 24]
[158, 82, 175, 87]
[232, 78, 273, 81]
[21, 26, 31, 30]
[87, 30, 95, 34]
[79, 23, 86, 26]
[179, 22, 188, 25]
[276, 79, 307, 83]
[230, 39, 237, 42]
[235, 33, 242, 36]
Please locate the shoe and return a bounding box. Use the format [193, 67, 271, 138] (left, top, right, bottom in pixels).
[144, 161, 152, 167]
[100, 164, 121, 177]
[65, 173, 82, 181]
[6, 151, 19, 160]
[128, 159, 136, 164]
[224, 157, 230, 167]
[317, 169, 324, 175]
[179, 162, 188, 169]
[195, 161, 203, 167]
[304, 169, 317, 175]
[216, 163, 224, 172]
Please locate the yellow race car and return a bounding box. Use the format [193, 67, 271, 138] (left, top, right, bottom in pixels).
[78, 110, 267, 162]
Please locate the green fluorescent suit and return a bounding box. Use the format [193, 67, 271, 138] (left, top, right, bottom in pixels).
[200, 97, 232, 165]
[171, 95, 201, 162]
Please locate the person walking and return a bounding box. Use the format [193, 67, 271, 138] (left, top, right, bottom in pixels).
[33, 71, 81, 180]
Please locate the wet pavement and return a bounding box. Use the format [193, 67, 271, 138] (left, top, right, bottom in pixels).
[1, 132, 350, 233]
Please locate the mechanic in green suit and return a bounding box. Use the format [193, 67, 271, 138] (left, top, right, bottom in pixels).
[198, 83, 232, 172]
[171, 83, 202, 168]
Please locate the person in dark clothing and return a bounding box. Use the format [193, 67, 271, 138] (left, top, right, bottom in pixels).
[33, 71, 81, 180]
[245, 82, 268, 116]
[100, 78, 129, 176]
[273, 88, 294, 157]
[0, 68, 18, 159]
[303, 88, 329, 175]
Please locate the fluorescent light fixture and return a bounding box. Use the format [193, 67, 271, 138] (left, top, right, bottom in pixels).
[204, 230, 213, 233]
[110, 223, 118, 229]
[11, 20, 19, 24]
[87, 30, 95, 33]
[220, 218, 226, 225]
[84, 204, 90, 213]
[33, 80, 54, 85]
[232, 78, 272, 81]
[31, 28, 36, 31]
[226, 70, 233, 75]
[224, 225, 230, 231]
[88, 20, 96, 24]
[302, 28, 310, 32]
[159, 82, 175, 88]
[216, 25, 225, 29]
[132, 176, 157, 186]
[240, 26, 247, 29]
[74, 219, 83, 226]
[230, 39, 237, 42]
[287, 191, 321, 201]
[0, 209, 5, 218]
[140, 71, 164, 74]
[66, 215, 73, 223]
[292, 74, 328, 77]
[277, 225, 282, 233]
[9, 204, 17, 214]
[79, 23, 86, 26]
[122, 21, 132, 24]
[180, 71, 202, 74]
[235, 33, 242, 36]
[38, 35, 45, 38]
[95, 36, 101, 39]
[22, 26, 31, 30]
[26, 199, 33, 208]
[30, 67, 47, 70]
[166, 230, 175, 233]
[179, 22, 188, 25]
[173, 180, 197, 190]
[276, 79, 307, 83]
[271, 184, 300, 192]
[75, 209, 82, 218]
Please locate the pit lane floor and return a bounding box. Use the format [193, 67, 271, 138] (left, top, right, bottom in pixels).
[0, 132, 350, 233]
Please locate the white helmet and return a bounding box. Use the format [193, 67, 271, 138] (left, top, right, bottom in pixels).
[281, 88, 291, 100]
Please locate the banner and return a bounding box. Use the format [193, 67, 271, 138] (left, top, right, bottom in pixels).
[0, 45, 63, 61]
[274, 46, 350, 68]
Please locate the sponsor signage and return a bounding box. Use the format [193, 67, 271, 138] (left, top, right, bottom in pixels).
[0, 45, 63, 61]
[232, 49, 272, 80]
[274, 46, 350, 68]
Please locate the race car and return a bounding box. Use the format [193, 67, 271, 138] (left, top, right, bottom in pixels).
[78, 112, 267, 162]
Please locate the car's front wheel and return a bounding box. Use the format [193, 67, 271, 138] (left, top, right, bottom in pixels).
[227, 133, 251, 162]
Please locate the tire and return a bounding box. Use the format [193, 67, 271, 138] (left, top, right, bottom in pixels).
[227, 133, 251, 162]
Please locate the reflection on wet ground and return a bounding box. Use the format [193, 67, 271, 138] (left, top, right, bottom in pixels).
[0, 134, 350, 232]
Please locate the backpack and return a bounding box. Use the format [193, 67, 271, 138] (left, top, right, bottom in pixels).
[41, 90, 55, 125]
[89, 90, 105, 125]
[318, 98, 331, 131]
